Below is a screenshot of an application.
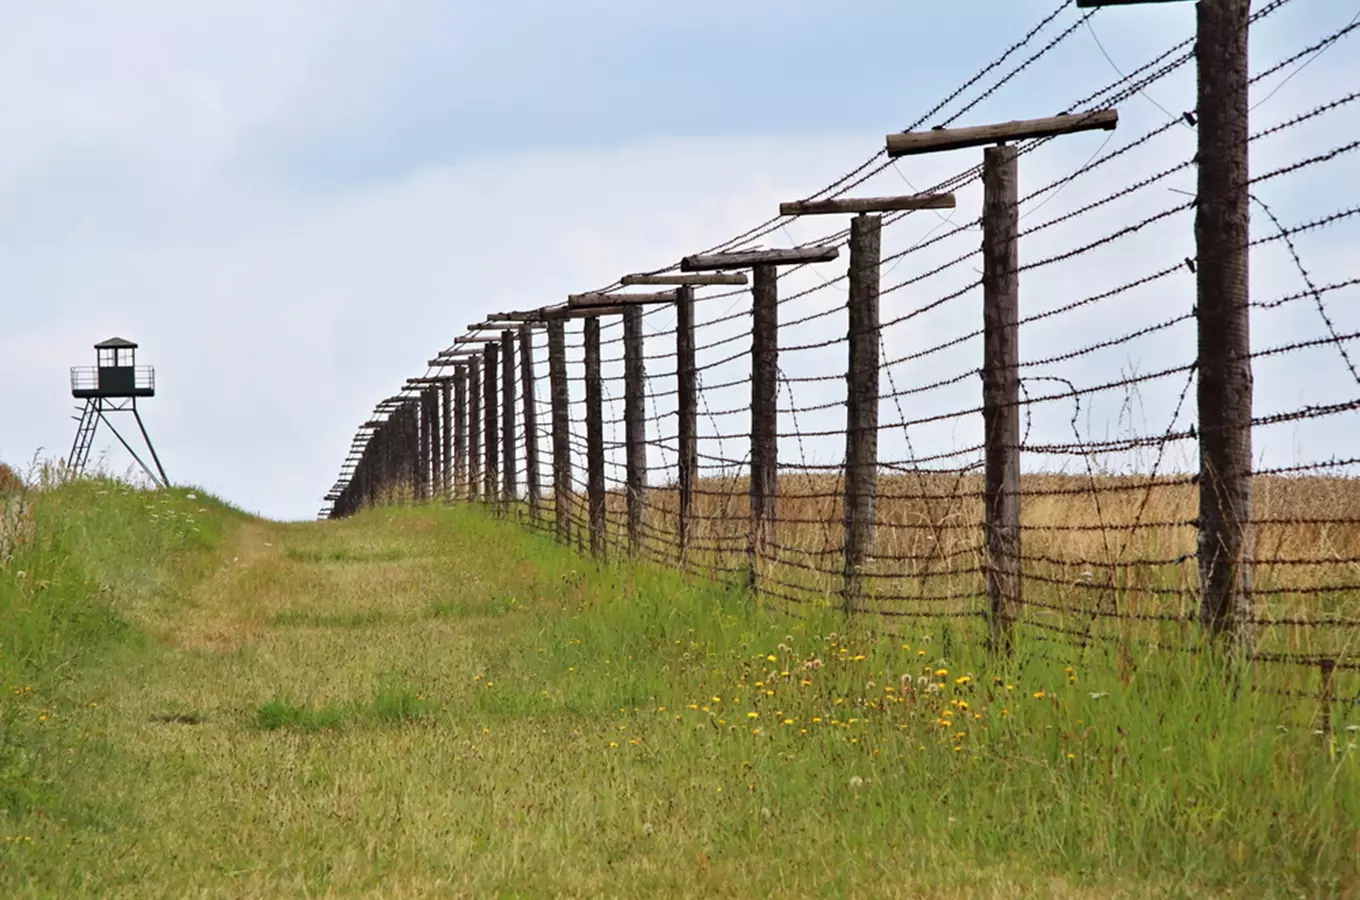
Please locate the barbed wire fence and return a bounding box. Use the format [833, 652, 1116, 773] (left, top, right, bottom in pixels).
[319, 0, 1360, 729]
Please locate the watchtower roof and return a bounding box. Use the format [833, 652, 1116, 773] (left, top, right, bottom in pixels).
[94, 337, 138, 350]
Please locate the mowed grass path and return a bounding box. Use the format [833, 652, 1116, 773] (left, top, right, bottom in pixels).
[1, 484, 1356, 898]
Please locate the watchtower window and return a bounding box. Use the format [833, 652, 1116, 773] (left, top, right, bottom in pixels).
[98, 348, 135, 368]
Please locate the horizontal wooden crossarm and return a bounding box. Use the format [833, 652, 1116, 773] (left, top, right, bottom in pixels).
[486, 311, 545, 323]
[539, 304, 629, 320]
[1077, 0, 1191, 6]
[620, 273, 749, 286]
[680, 245, 840, 271]
[406, 376, 451, 386]
[886, 109, 1118, 157]
[432, 349, 480, 362]
[568, 290, 679, 308]
[779, 193, 956, 216]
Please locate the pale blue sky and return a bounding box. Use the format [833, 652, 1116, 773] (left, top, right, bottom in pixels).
[1, 0, 1356, 520]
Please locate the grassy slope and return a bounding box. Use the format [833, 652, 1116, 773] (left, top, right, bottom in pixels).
[0, 485, 1356, 899]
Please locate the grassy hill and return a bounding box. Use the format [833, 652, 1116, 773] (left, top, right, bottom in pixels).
[0, 477, 1356, 898]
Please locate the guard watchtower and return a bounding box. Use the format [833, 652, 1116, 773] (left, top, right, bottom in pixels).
[68, 337, 169, 487]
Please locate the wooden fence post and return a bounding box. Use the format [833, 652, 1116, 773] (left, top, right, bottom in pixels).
[750, 263, 779, 592]
[468, 357, 482, 502]
[520, 324, 541, 524]
[483, 341, 499, 509]
[623, 304, 648, 556]
[428, 387, 441, 501]
[843, 213, 882, 613]
[441, 378, 452, 499]
[1196, 0, 1254, 649]
[548, 320, 572, 543]
[405, 401, 421, 503]
[982, 144, 1022, 654]
[584, 317, 606, 557]
[676, 285, 698, 564]
[417, 390, 431, 501]
[501, 329, 517, 516]
[454, 365, 468, 500]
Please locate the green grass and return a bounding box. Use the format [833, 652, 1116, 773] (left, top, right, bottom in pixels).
[0, 483, 1356, 898]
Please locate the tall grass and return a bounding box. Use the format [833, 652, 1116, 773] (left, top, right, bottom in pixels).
[0, 468, 228, 814]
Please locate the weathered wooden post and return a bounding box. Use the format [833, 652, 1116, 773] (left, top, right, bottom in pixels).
[1195, 0, 1254, 649]
[886, 107, 1118, 651]
[468, 357, 482, 503]
[417, 388, 432, 501]
[981, 144, 1022, 653]
[778, 193, 954, 613]
[441, 377, 452, 499]
[403, 399, 421, 503]
[454, 365, 468, 500]
[680, 246, 841, 595]
[483, 340, 499, 509]
[547, 320, 572, 543]
[583, 317, 606, 556]
[623, 305, 648, 554]
[519, 324, 542, 524]
[677, 286, 698, 564]
[501, 329, 517, 516]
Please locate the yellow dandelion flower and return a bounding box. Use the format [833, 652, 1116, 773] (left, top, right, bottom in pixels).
[751, 728, 761, 735]
[767, 654, 777, 662]
[935, 669, 948, 678]
[783, 718, 794, 726]
[1033, 691, 1046, 699]
[747, 711, 759, 719]
[955, 675, 972, 686]
[801, 679, 812, 687]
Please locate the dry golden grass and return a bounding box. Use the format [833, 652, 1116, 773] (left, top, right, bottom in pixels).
[504, 472, 1360, 689]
